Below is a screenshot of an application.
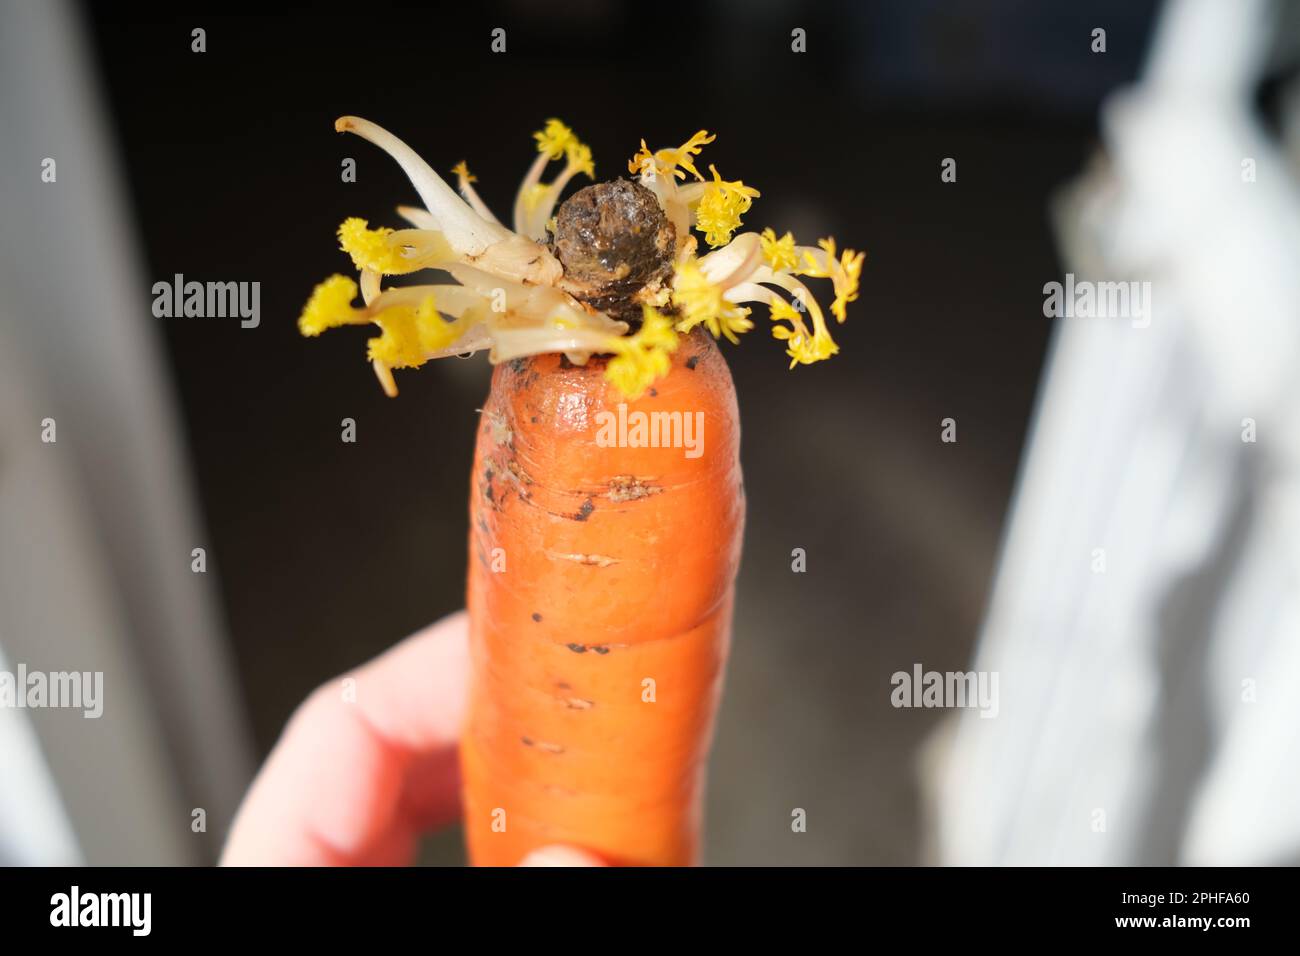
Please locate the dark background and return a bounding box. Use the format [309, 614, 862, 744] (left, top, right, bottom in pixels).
[83, 0, 1159, 864]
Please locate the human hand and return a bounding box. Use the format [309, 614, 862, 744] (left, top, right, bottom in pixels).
[220, 610, 601, 866]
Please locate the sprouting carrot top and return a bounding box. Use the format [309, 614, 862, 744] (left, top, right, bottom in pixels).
[298, 116, 864, 400]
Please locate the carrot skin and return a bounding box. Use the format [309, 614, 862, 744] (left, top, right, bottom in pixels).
[461, 330, 744, 866]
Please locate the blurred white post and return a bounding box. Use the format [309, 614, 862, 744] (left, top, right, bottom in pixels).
[931, 0, 1300, 865]
[0, 0, 252, 863]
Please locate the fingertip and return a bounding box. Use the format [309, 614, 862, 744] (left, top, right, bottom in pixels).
[518, 845, 606, 867]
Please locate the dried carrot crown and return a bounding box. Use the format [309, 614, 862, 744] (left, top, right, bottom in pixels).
[299, 117, 864, 400]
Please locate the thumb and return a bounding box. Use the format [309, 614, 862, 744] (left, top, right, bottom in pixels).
[517, 845, 606, 867]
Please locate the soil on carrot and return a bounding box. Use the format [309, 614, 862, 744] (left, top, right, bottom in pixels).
[606, 475, 661, 502]
[475, 331, 716, 530]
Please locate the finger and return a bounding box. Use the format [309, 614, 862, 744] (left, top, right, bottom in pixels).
[518, 845, 607, 867]
[220, 610, 469, 866]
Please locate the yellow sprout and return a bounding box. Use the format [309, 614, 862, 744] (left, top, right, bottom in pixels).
[338, 218, 419, 275]
[300, 116, 863, 399]
[796, 237, 865, 323]
[785, 327, 839, 367]
[298, 274, 367, 336]
[629, 130, 716, 181]
[604, 306, 680, 400]
[534, 119, 578, 159]
[522, 182, 551, 212]
[769, 296, 839, 368]
[566, 141, 595, 179]
[366, 295, 459, 370]
[695, 165, 760, 248]
[672, 259, 754, 344]
[533, 119, 595, 177]
[760, 228, 799, 272]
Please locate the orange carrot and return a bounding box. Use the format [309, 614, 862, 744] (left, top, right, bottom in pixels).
[462, 333, 742, 865]
[297, 116, 861, 866]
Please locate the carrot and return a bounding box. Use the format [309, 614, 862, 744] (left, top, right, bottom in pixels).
[297, 117, 861, 866]
[462, 332, 742, 865]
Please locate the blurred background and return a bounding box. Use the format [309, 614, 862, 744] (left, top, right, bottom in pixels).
[2, 0, 1297, 865]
